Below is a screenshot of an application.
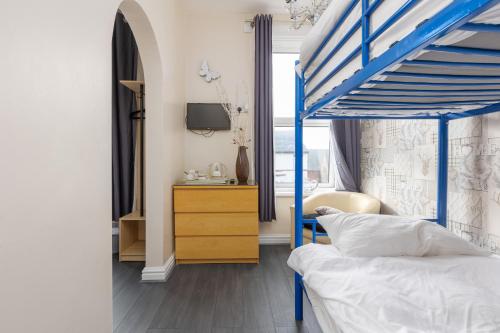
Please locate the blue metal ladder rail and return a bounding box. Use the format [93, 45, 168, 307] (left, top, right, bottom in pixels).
[293, 0, 500, 321]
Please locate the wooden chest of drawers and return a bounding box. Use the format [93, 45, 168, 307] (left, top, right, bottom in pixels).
[173, 184, 259, 264]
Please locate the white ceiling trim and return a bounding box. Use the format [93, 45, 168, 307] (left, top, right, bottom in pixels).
[181, 0, 289, 14]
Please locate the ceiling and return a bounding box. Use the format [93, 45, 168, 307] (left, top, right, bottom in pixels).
[181, 0, 289, 14]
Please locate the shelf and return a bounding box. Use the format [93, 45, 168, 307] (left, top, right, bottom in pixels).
[119, 210, 146, 262]
[120, 80, 144, 94]
[120, 240, 145, 262]
[120, 210, 145, 222]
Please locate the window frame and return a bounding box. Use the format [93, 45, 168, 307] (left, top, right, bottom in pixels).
[273, 118, 335, 193]
[271, 86, 335, 192]
[272, 31, 335, 195]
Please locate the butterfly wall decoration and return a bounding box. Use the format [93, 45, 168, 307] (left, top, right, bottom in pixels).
[199, 60, 221, 83]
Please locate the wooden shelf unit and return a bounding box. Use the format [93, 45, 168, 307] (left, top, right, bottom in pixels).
[119, 211, 145, 262]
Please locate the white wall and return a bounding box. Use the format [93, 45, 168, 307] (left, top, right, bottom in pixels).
[182, 11, 255, 179]
[0, 4, 303, 330]
[0, 0, 185, 331]
[182, 13, 308, 237]
[121, 0, 186, 268]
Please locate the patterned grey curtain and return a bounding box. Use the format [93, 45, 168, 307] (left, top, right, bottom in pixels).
[254, 14, 276, 222]
[330, 120, 361, 192]
[112, 12, 138, 222]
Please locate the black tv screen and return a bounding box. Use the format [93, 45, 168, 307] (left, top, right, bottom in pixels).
[186, 103, 231, 131]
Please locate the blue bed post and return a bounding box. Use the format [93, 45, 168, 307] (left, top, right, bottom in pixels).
[437, 115, 449, 228]
[294, 60, 304, 321]
[361, 0, 370, 66]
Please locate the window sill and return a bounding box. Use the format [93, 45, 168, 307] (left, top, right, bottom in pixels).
[275, 191, 295, 198]
[276, 187, 335, 198]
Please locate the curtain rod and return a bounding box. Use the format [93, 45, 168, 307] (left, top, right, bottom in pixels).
[244, 15, 300, 24]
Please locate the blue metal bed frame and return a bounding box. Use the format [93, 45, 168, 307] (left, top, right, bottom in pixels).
[293, 0, 500, 321]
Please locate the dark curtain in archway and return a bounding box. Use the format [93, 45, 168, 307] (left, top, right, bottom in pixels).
[112, 12, 138, 222]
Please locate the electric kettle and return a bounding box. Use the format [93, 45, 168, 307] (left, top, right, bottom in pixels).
[208, 162, 227, 179]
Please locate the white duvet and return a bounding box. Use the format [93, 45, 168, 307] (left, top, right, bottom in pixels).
[288, 244, 500, 333]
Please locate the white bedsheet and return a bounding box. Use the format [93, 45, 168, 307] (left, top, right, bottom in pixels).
[288, 244, 500, 333]
[305, 284, 343, 333]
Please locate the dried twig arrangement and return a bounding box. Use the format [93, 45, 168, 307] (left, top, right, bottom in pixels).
[215, 80, 251, 147]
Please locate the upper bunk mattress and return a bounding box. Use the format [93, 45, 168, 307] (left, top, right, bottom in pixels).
[300, 0, 500, 116]
[288, 243, 500, 333]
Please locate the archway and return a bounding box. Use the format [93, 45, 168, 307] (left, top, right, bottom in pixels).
[114, 0, 166, 270]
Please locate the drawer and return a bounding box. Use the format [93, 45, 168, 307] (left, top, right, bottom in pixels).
[175, 236, 259, 260]
[174, 188, 257, 213]
[175, 213, 258, 236]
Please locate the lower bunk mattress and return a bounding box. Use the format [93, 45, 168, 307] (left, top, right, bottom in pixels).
[288, 243, 500, 333]
[305, 285, 342, 333]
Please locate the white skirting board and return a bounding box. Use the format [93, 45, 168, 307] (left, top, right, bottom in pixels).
[141, 252, 175, 282]
[140, 236, 290, 282]
[259, 234, 291, 245]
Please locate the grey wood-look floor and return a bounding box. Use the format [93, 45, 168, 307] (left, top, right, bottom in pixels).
[113, 245, 322, 333]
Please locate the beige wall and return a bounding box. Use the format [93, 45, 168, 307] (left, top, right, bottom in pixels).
[0, 0, 185, 332]
[182, 11, 255, 179]
[259, 196, 295, 236]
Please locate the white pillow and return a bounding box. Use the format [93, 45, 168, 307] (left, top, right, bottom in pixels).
[317, 213, 490, 257]
[314, 206, 344, 216]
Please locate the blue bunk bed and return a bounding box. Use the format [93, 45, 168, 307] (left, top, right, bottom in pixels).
[293, 0, 500, 323]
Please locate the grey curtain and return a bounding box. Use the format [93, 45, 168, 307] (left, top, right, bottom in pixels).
[112, 12, 139, 222]
[254, 14, 276, 222]
[330, 120, 361, 192]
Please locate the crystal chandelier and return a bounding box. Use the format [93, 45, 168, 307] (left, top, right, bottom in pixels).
[285, 0, 331, 29]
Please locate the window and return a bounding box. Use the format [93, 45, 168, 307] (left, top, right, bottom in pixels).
[273, 53, 333, 192]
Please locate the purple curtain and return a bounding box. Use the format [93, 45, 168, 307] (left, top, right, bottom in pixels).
[330, 120, 361, 192]
[254, 14, 276, 222]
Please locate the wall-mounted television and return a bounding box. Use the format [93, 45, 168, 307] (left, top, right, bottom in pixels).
[186, 103, 231, 131]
